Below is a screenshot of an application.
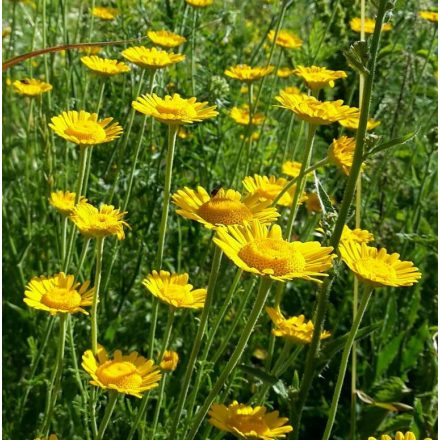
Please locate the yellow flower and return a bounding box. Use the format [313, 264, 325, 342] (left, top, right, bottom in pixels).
[160, 351, 179, 371]
[121, 46, 185, 70]
[79, 45, 102, 55]
[275, 91, 359, 126]
[368, 432, 432, 440]
[142, 270, 207, 309]
[292, 65, 347, 90]
[208, 401, 293, 439]
[328, 136, 359, 175]
[350, 17, 392, 34]
[177, 126, 191, 139]
[276, 67, 296, 78]
[340, 225, 374, 244]
[49, 111, 123, 146]
[230, 105, 265, 125]
[268, 29, 303, 49]
[70, 203, 129, 240]
[12, 78, 52, 96]
[147, 30, 187, 48]
[82, 345, 161, 398]
[172, 187, 279, 229]
[185, 0, 213, 7]
[34, 435, 59, 440]
[91, 6, 118, 20]
[266, 307, 331, 344]
[48, 190, 87, 216]
[2, 25, 12, 39]
[24, 272, 94, 315]
[225, 64, 274, 82]
[419, 11, 438, 23]
[339, 115, 380, 131]
[132, 93, 218, 125]
[242, 175, 307, 208]
[280, 86, 301, 96]
[340, 241, 421, 288]
[281, 161, 302, 178]
[80, 56, 130, 76]
[213, 220, 335, 282]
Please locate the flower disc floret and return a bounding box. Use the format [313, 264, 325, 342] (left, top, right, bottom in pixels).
[147, 30, 187, 48]
[225, 64, 275, 82]
[268, 29, 303, 49]
[12, 78, 52, 96]
[82, 346, 161, 398]
[49, 110, 123, 146]
[121, 46, 185, 70]
[81, 56, 130, 76]
[292, 65, 347, 90]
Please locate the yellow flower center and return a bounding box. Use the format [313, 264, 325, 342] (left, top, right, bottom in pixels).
[238, 239, 306, 276]
[356, 258, 396, 283]
[232, 413, 268, 435]
[162, 284, 191, 303]
[96, 361, 142, 389]
[197, 198, 253, 225]
[41, 287, 82, 311]
[156, 102, 197, 119]
[65, 120, 106, 142]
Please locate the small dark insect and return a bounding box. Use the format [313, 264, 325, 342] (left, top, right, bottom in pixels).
[19, 79, 30, 84]
[210, 185, 222, 197]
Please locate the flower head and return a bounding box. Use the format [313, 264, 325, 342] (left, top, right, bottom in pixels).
[275, 92, 359, 126]
[160, 351, 179, 371]
[340, 241, 421, 288]
[142, 270, 207, 309]
[276, 67, 296, 78]
[214, 221, 335, 282]
[147, 30, 187, 48]
[12, 78, 52, 96]
[91, 6, 118, 20]
[121, 46, 185, 70]
[24, 272, 94, 315]
[132, 93, 218, 125]
[34, 435, 59, 440]
[70, 203, 129, 240]
[292, 65, 347, 90]
[225, 64, 274, 82]
[350, 17, 392, 34]
[305, 193, 322, 213]
[280, 86, 301, 96]
[208, 401, 293, 439]
[81, 56, 130, 76]
[339, 115, 380, 131]
[49, 190, 87, 216]
[268, 29, 303, 49]
[172, 187, 279, 229]
[340, 225, 374, 244]
[82, 346, 161, 398]
[419, 11, 438, 23]
[281, 161, 302, 178]
[242, 175, 307, 207]
[328, 136, 359, 175]
[368, 432, 432, 440]
[266, 307, 331, 344]
[185, 0, 213, 7]
[230, 105, 265, 125]
[49, 111, 123, 146]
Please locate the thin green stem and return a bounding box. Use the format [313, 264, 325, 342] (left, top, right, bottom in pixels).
[243, 83, 254, 177]
[322, 286, 373, 440]
[96, 391, 118, 440]
[190, 8, 198, 96]
[186, 277, 273, 440]
[91, 237, 105, 355]
[75, 237, 91, 280]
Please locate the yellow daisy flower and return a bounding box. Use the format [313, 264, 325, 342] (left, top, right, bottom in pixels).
[340, 241, 421, 288]
[266, 307, 331, 344]
[328, 136, 359, 176]
[208, 401, 293, 439]
[339, 115, 380, 131]
[368, 432, 432, 440]
[142, 270, 207, 309]
[280, 86, 301, 96]
[224, 64, 275, 82]
[230, 105, 265, 126]
[147, 30, 187, 48]
[79, 45, 102, 55]
[419, 11, 438, 23]
[275, 91, 359, 126]
[24, 272, 94, 315]
[82, 345, 161, 398]
[267, 29, 303, 49]
[80, 56, 130, 76]
[172, 187, 279, 229]
[185, 0, 213, 7]
[213, 221, 336, 282]
[121, 46, 185, 70]
[91, 6, 118, 20]
[12, 78, 52, 96]
[70, 203, 129, 240]
[160, 351, 179, 371]
[132, 93, 218, 125]
[49, 110, 123, 146]
[281, 161, 302, 178]
[276, 67, 296, 78]
[48, 190, 87, 216]
[242, 175, 307, 208]
[34, 435, 59, 440]
[340, 225, 374, 244]
[292, 65, 347, 90]
[349, 17, 392, 34]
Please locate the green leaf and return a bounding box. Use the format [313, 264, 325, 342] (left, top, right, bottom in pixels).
[366, 131, 417, 157]
[374, 377, 411, 402]
[375, 333, 404, 379]
[401, 323, 429, 372]
[344, 41, 370, 75]
[313, 173, 335, 215]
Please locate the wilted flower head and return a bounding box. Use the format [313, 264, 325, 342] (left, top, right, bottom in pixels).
[160, 351, 179, 371]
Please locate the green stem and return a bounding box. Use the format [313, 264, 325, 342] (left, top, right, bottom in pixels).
[168, 245, 223, 439]
[190, 8, 198, 96]
[75, 237, 91, 280]
[186, 277, 273, 440]
[321, 286, 373, 440]
[282, 113, 296, 163]
[243, 83, 254, 177]
[91, 237, 105, 355]
[96, 391, 118, 440]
